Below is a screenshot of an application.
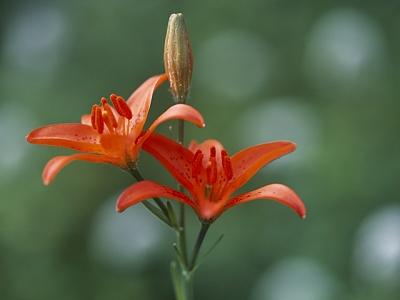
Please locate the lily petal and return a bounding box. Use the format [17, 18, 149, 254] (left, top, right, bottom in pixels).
[26, 124, 107, 154]
[224, 183, 306, 218]
[142, 133, 194, 191]
[99, 134, 127, 158]
[80, 114, 91, 125]
[222, 142, 296, 199]
[147, 104, 205, 134]
[43, 153, 122, 185]
[116, 180, 195, 212]
[126, 73, 168, 133]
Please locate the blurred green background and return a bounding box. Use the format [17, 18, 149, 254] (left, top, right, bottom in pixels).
[1, 0, 400, 299]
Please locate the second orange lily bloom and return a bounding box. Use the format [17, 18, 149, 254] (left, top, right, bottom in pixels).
[26, 74, 205, 185]
[117, 133, 306, 224]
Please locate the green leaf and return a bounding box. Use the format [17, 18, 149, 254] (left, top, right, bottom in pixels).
[173, 243, 188, 271]
[190, 232, 225, 274]
[167, 201, 180, 230]
[170, 261, 184, 300]
[141, 200, 171, 226]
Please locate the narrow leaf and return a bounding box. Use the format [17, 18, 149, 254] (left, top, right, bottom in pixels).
[173, 243, 188, 271]
[170, 261, 184, 300]
[190, 232, 225, 274]
[141, 200, 171, 226]
[167, 201, 179, 230]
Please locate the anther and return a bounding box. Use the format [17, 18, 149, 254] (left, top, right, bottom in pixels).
[95, 106, 104, 134]
[191, 150, 203, 178]
[206, 147, 217, 185]
[110, 94, 133, 120]
[90, 104, 98, 130]
[210, 146, 216, 158]
[100, 97, 108, 106]
[221, 149, 233, 181]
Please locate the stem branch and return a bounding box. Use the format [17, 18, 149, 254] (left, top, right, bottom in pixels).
[188, 223, 210, 271]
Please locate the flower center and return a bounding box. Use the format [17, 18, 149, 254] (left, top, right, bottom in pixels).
[191, 146, 233, 202]
[90, 94, 133, 135]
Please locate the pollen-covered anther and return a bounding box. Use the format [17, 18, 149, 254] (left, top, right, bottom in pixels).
[221, 149, 233, 180]
[90, 104, 98, 130]
[191, 150, 203, 178]
[206, 147, 217, 184]
[94, 105, 104, 134]
[210, 146, 216, 158]
[110, 94, 133, 120]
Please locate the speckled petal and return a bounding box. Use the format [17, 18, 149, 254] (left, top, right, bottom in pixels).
[26, 124, 106, 154]
[116, 180, 195, 212]
[42, 153, 121, 185]
[224, 183, 306, 218]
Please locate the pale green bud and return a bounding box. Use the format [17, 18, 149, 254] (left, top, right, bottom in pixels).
[164, 13, 193, 103]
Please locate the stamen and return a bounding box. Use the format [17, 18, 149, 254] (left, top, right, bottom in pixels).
[110, 94, 133, 120]
[116, 96, 133, 120]
[206, 147, 217, 185]
[210, 146, 216, 158]
[95, 106, 104, 134]
[206, 166, 212, 184]
[100, 97, 108, 106]
[101, 98, 118, 128]
[191, 150, 203, 178]
[90, 104, 98, 129]
[102, 112, 114, 132]
[221, 149, 233, 181]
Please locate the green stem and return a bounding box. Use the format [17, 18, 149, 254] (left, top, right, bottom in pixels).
[176, 117, 188, 264]
[183, 273, 194, 300]
[173, 223, 210, 300]
[176, 116, 193, 300]
[178, 119, 185, 145]
[128, 168, 169, 218]
[178, 119, 186, 227]
[188, 223, 210, 271]
[177, 226, 188, 267]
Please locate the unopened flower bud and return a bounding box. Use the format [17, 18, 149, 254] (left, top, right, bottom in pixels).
[164, 13, 193, 103]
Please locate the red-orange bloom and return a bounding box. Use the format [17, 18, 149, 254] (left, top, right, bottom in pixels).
[117, 133, 306, 224]
[26, 74, 205, 185]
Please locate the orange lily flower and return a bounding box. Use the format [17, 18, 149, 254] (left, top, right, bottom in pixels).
[117, 133, 306, 224]
[26, 74, 205, 185]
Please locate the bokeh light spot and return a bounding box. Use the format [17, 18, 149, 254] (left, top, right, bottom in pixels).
[0, 102, 37, 179]
[233, 98, 321, 167]
[88, 195, 169, 272]
[197, 30, 278, 100]
[353, 204, 400, 285]
[304, 8, 387, 95]
[1, 5, 69, 74]
[251, 258, 342, 300]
